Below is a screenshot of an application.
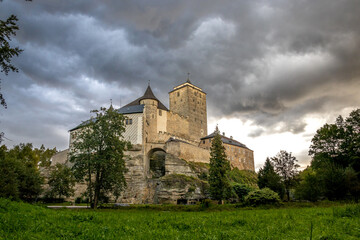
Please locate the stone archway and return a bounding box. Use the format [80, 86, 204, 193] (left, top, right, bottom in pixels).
[148, 148, 166, 178]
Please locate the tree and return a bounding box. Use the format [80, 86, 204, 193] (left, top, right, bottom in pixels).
[270, 150, 299, 201]
[0, 14, 23, 109]
[0, 143, 44, 201]
[309, 108, 360, 200]
[295, 167, 323, 202]
[69, 106, 129, 209]
[208, 126, 231, 203]
[258, 158, 285, 199]
[47, 163, 75, 199]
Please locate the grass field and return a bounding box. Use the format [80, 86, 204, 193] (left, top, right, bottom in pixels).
[0, 199, 359, 239]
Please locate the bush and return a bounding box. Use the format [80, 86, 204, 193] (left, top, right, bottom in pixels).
[245, 188, 280, 206]
[232, 183, 252, 202]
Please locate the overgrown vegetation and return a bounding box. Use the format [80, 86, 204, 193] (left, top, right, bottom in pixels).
[0, 143, 56, 201]
[227, 168, 258, 187]
[0, 199, 359, 239]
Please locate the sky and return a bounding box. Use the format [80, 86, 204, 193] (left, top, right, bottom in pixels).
[1, 0, 359, 170]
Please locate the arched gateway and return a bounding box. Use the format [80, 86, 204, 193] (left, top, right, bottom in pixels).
[148, 148, 166, 178]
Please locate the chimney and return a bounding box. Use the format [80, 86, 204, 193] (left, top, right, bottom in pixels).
[222, 132, 225, 136]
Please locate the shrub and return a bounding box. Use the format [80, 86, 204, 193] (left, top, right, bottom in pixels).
[245, 188, 280, 206]
[232, 183, 252, 202]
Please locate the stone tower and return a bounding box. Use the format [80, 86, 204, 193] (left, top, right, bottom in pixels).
[169, 78, 207, 141]
[139, 85, 160, 144]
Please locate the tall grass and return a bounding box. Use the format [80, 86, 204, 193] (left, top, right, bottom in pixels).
[0, 198, 359, 239]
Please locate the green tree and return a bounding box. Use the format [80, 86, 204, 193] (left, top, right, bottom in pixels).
[47, 163, 75, 199]
[258, 158, 285, 199]
[309, 109, 360, 200]
[295, 167, 323, 202]
[0, 144, 44, 201]
[208, 126, 231, 203]
[271, 151, 299, 201]
[69, 106, 129, 209]
[0, 14, 22, 109]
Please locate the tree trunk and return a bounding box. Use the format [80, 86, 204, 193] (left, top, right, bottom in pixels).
[93, 170, 101, 209]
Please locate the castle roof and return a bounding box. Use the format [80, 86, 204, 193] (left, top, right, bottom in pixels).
[201, 132, 252, 150]
[123, 85, 168, 111]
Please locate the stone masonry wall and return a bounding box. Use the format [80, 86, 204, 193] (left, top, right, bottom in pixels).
[166, 140, 210, 163]
[165, 111, 190, 140]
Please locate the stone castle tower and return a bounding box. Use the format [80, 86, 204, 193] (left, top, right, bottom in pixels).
[169, 78, 207, 140]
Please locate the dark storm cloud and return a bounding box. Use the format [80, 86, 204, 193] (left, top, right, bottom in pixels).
[1, 0, 360, 149]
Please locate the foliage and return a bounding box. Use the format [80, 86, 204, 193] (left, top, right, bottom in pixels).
[47, 163, 75, 199]
[208, 127, 231, 202]
[0, 144, 49, 201]
[295, 167, 323, 202]
[187, 161, 209, 180]
[0, 14, 23, 109]
[271, 150, 299, 201]
[257, 158, 285, 199]
[232, 183, 253, 202]
[1, 198, 359, 239]
[245, 188, 280, 206]
[227, 168, 258, 187]
[309, 109, 360, 201]
[69, 106, 129, 209]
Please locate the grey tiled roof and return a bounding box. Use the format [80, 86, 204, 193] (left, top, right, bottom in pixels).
[117, 104, 144, 114]
[201, 132, 251, 150]
[70, 105, 144, 131]
[123, 85, 168, 111]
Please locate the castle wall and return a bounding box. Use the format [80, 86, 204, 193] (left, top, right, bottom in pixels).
[199, 138, 255, 171]
[165, 111, 191, 140]
[123, 113, 143, 145]
[157, 109, 167, 133]
[166, 140, 210, 163]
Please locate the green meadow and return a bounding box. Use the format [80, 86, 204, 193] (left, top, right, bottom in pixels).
[0, 199, 359, 240]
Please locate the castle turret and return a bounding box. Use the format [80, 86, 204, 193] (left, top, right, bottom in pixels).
[140, 85, 159, 143]
[169, 77, 207, 141]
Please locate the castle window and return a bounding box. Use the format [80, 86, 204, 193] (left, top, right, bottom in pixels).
[159, 110, 162, 116]
[203, 140, 205, 144]
[177, 92, 180, 97]
[200, 94, 202, 98]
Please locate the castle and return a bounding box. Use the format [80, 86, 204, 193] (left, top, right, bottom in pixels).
[53, 78, 254, 203]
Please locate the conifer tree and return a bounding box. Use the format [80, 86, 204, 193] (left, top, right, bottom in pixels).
[258, 158, 285, 199]
[208, 126, 231, 203]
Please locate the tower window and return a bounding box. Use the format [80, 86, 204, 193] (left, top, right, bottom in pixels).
[126, 119, 133, 125]
[159, 110, 162, 116]
[177, 92, 180, 97]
